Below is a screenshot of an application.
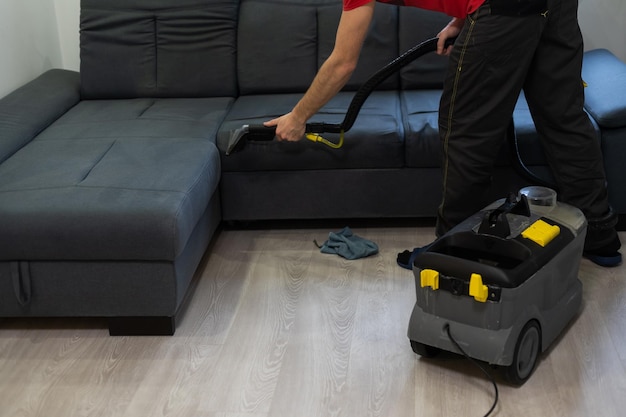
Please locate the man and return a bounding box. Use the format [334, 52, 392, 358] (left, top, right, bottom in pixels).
[265, 0, 622, 267]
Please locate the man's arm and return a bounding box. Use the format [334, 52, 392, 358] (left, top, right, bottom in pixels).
[265, 2, 375, 141]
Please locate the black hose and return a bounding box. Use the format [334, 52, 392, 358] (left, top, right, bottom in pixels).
[306, 36, 454, 134]
[506, 119, 559, 191]
[240, 35, 552, 190]
[241, 37, 452, 142]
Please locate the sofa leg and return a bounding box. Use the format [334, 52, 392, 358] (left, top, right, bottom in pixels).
[108, 316, 176, 336]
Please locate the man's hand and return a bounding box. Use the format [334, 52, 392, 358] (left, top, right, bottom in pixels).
[264, 112, 306, 142]
[437, 18, 465, 56]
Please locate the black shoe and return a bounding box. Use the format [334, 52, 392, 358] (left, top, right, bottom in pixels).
[584, 232, 622, 267]
[583, 250, 622, 267]
[397, 245, 430, 270]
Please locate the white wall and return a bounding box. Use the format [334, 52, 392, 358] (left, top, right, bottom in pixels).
[0, 0, 64, 98]
[579, 0, 626, 62]
[0, 0, 625, 99]
[54, 0, 81, 72]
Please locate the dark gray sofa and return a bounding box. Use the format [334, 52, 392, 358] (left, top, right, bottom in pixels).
[0, 0, 237, 335]
[1, 0, 625, 335]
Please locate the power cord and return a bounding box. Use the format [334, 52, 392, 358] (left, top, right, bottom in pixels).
[444, 323, 499, 416]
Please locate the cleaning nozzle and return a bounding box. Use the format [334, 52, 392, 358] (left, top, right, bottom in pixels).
[226, 124, 277, 155]
[226, 124, 249, 155]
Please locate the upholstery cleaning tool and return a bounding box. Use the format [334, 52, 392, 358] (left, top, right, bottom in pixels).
[226, 37, 456, 155]
[226, 123, 344, 155]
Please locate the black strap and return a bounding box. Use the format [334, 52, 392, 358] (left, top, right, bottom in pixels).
[11, 261, 32, 307]
[436, 273, 502, 302]
[489, 0, 548, 17]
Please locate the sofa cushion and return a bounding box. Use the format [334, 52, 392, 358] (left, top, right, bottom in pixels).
[237, 0, 399, 95]
[582, 49, 626, 128]
[0, 98, 232, 261]
[38, 98, 233, 141]
[218, 91, 404, 171]
[80, 0, 239, 99]
[0, 139, 220, 262]
[401, 89, 441, 168]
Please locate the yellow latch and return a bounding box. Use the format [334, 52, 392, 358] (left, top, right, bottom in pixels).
[522, 219, 560, 247]
[420, 269, 439, 290]
[469, 273, 488, 303]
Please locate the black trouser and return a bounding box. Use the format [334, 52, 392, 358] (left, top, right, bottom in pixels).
[437, 0, 619, 251]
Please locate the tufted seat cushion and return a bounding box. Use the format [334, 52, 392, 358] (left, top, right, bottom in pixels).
[0, 97, 232, 261]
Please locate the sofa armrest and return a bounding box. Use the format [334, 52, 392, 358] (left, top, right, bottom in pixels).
[0, 69, 80, 163]
[582, 49, 626, 129]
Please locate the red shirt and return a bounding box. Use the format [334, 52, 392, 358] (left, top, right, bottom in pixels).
[343, 0, 484, 18]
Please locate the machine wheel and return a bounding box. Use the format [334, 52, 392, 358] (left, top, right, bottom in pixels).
[505, 320, 541, 385]
[410, 340, 441, 358]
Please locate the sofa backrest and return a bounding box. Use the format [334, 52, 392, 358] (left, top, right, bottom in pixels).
[237, 0, 400, 95]
[398, 8, 451, 89]
[80, 0, 239, 99]
[237, 0, 451, 95]
[79, 0, 451, 99]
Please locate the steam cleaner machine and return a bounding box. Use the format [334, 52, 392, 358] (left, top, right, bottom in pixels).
[225, 33, 586, 386]
[408, 186, 586, 384]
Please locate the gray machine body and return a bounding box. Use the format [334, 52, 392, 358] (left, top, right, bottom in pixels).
[408, 189, 586, 366]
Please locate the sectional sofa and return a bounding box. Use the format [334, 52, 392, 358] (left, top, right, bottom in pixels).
[1, 0, 625, 335]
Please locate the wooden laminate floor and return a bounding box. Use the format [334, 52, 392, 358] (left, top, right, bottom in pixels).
[1, 226, 624, 417]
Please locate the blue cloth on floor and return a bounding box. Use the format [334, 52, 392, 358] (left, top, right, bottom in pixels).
[317, 227, 378, 260]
